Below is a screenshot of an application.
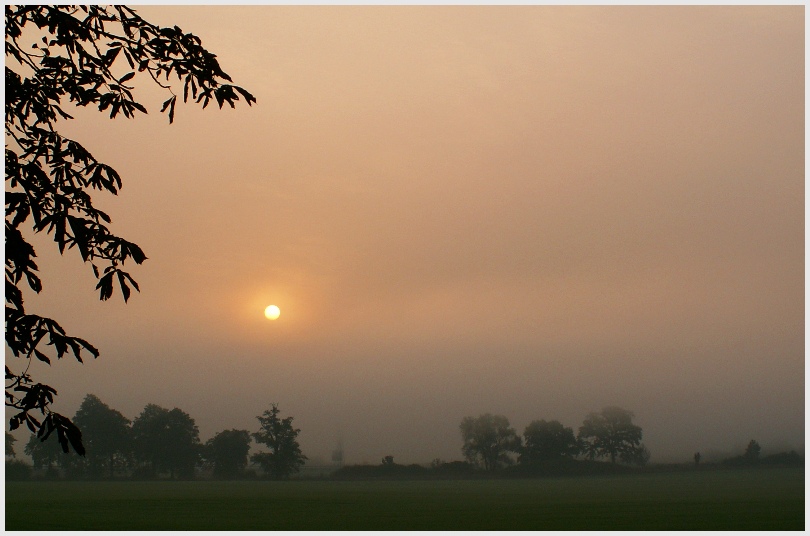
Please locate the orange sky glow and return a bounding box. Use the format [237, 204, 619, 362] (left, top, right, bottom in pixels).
[8, 5, 804, 464]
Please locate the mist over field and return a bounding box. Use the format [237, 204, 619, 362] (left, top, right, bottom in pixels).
[6, 6, 804, 466]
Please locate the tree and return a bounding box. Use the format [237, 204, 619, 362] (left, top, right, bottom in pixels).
[621, 442, 651, 467]
[131, 404, 201, 479]
[5, 458, 32, 481]
[743, 439, 761, 464]
[24, 432, 67, 471]
[577, 406, 644, 465]
[6, 432, 17, 458]
[459, 414, 521, 471]
[71, 394, 131, 478]
[251, 404, 307, 480]
[204, 429, 251, 479]
[5, 5, 254, 454]
[520, 419, 579, 463]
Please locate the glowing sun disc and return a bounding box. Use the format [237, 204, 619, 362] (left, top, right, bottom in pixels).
[264, 305, 280, 320]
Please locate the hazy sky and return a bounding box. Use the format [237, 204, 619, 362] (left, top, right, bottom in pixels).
[9, 5, 804, 464]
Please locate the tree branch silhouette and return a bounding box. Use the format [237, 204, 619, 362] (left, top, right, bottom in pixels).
[5, 5, 255, 454]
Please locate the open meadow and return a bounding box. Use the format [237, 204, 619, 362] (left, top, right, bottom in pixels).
[5, 467, 803, 530]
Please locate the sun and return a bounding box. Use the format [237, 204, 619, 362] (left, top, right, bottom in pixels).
[264, 305, 281, 320]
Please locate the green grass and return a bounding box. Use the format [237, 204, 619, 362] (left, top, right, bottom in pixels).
[6, 467, 804, 530]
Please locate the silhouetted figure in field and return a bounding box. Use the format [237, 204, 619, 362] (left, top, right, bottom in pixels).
[694, 452, 701, 466]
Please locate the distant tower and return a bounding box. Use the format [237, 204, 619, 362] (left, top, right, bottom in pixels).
[331, 437, 344, 467]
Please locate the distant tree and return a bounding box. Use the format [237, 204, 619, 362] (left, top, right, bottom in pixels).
[694, 452, 701, 466]
[24, 432, 66, 470]
[743, 440, 761, 464]
[5, 459, 32, 481]
[761, 450, 803, 467]
[578, 406, 644, 465]
[520, 419, 580, 463]
[431, 460, 476, 476]
[205, 429, 252, 479]
[72, 394, 131, 478]
[381, 455, 395, 466]
[620, 442, 651, 466]
[330, 442, 344, 466]
[251, 404, 307, 480]
[131, 404, 201, 479]
[5, 5, 255, 455]
[459, 414, 521, 471]
[6, 432, 17, 458]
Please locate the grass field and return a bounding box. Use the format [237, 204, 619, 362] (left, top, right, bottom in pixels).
[5, 467, 804, 530]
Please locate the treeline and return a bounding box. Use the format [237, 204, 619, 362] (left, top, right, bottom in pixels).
[459, 407, 649, 471]
[5, 394, 305, 481]
[718, 439, 803, 468]
[5, 398, 803, 482]
[333, 407, 650, 480]
[334, 408, 802, 480]
[333, 457, 640, 481]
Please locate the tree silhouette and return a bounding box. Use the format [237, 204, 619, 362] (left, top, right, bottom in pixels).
[131, 404, 201, 479]
[24, 431, 67, 471]
[620, 442, 651, 466]
[578, 406, 645, 465]
[460, 414, 521, 471]
[6, 432, 17, 458]
[71, 394, 131, 478]
[252, 404, 307, 480]
[5, 5, 254, 454]
[204, 429, 252, 479]
[520, 419, 579, 463]
[744, 439, 761, 464]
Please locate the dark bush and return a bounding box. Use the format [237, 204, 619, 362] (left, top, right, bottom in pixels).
[432, 461, 476, 476]
[242, 469, 258, 480]
[6, 460, 32, 481]
[502, 458, 637, 478]
[761, 451, 804, 467]
[130, 465, 157, 480]
[332, 463, 429, 480]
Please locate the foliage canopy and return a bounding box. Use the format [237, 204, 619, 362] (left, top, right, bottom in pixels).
[5, 5, 254, 453]
[460, 413, 521, 471]
[72, 394, 131, 477]
[131, 404, 201, 479]
[6, 431, 17, 457]
[744, 439, 761, 463]
[252, 404, 307, 479]
[205, 429, 252, 479]
[520, 419, 580, 463]
[577, 406, 646, 465]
